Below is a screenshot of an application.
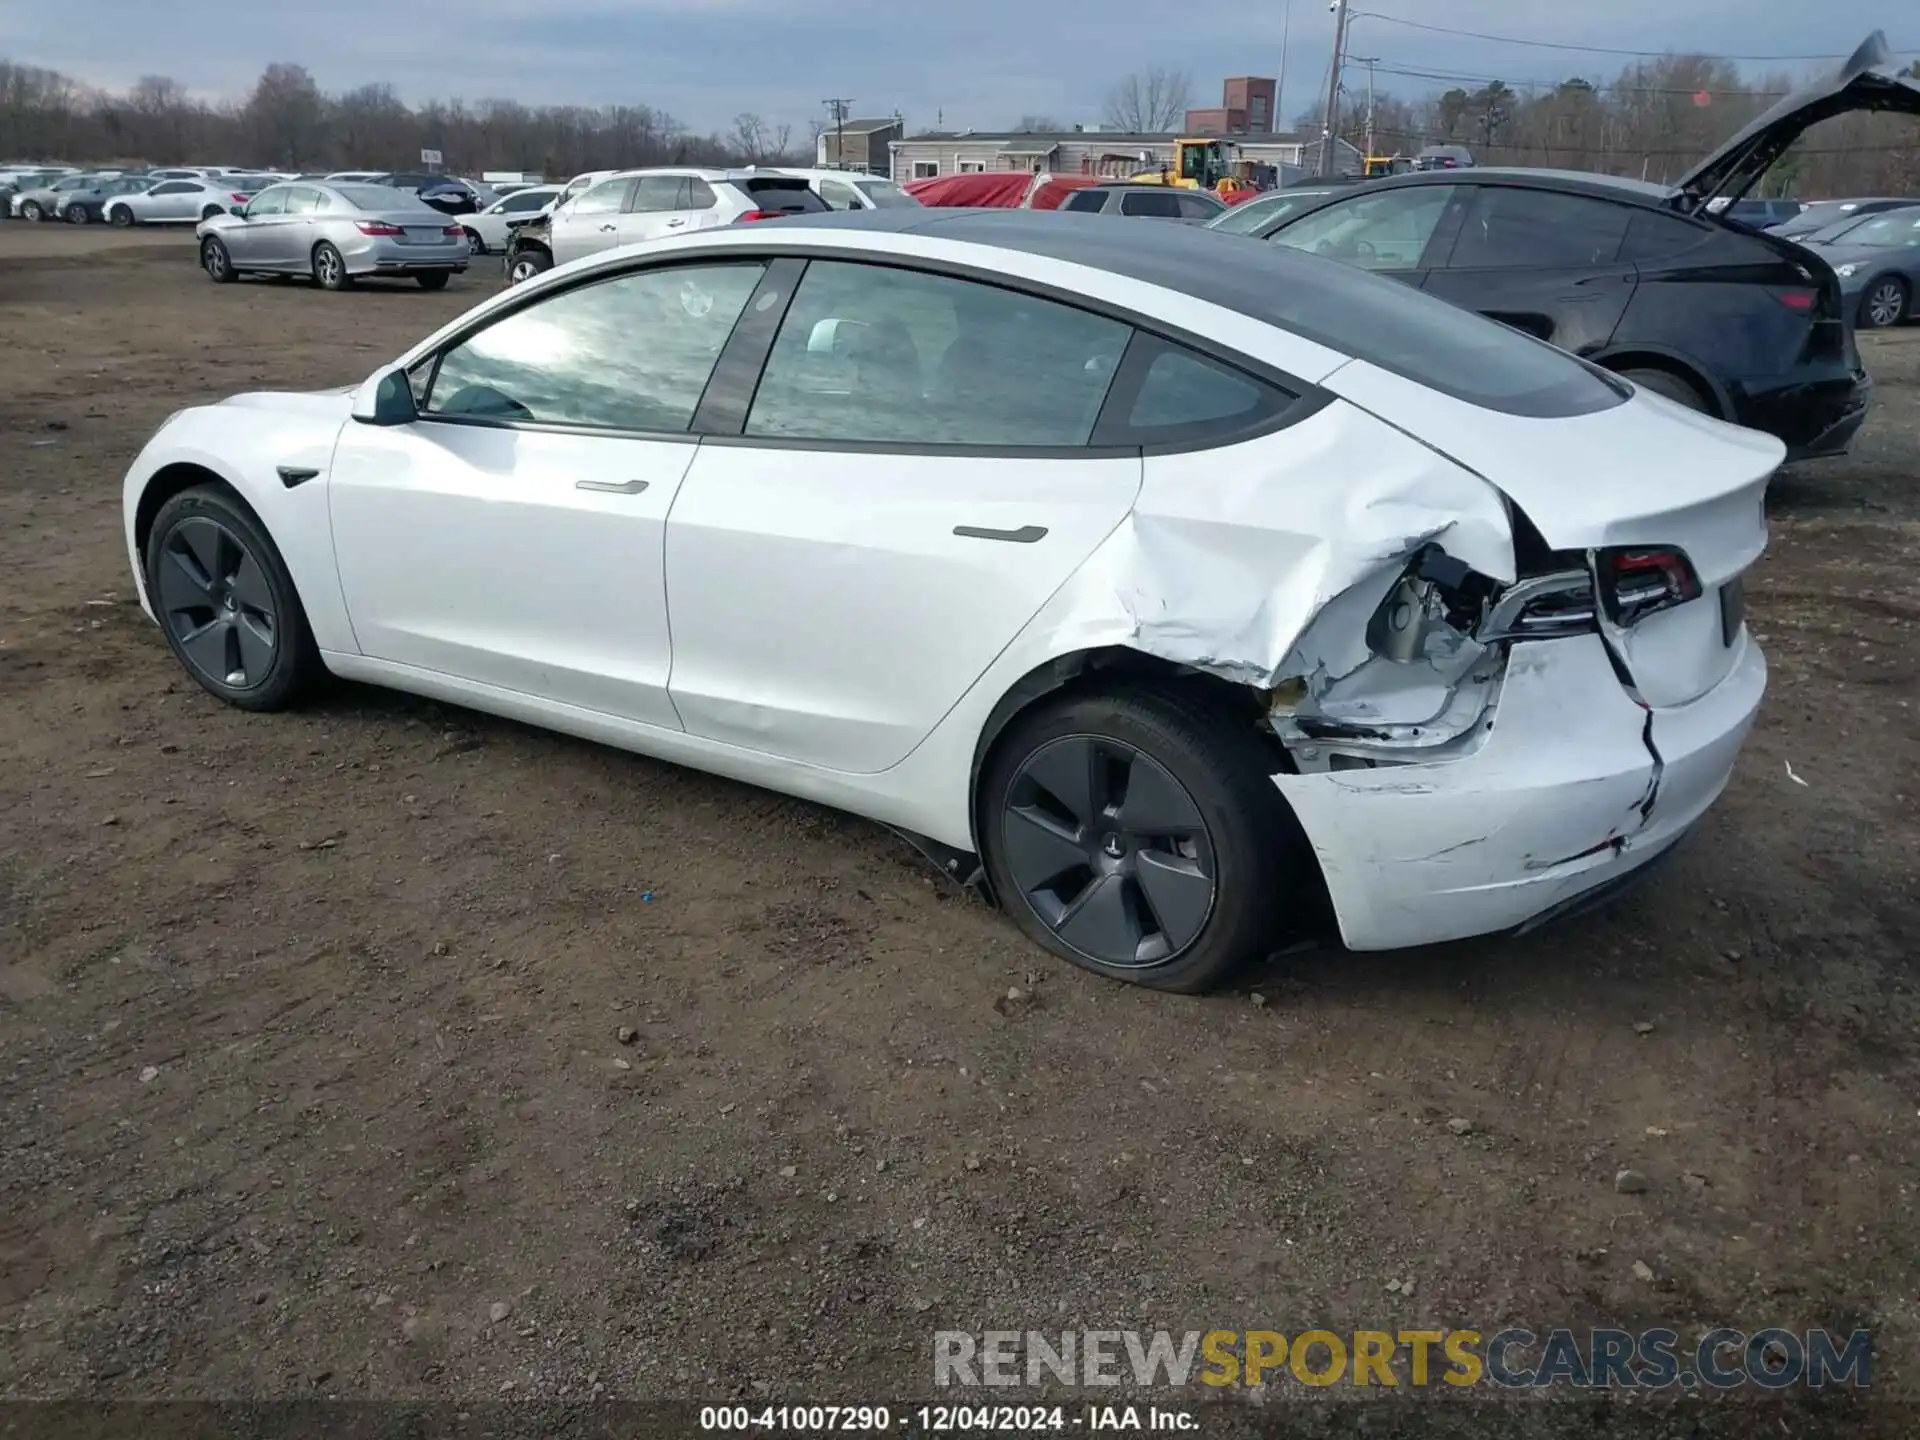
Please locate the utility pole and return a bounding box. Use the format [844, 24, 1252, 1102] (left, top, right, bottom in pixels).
[1318, 0, 1350, 178]
[822, 97, 854, 170]
[1352, 55, 1378, 160]
[1276, 0, 1293, 135]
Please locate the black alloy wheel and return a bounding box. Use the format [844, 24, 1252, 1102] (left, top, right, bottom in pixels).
[979, 688, 1308, 992]
[146, 487, 321, 711]
[201, 237, 235, 282]
[1000, 734, 1218, 968]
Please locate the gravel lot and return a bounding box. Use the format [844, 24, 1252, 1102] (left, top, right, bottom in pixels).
[1, 224, 1916, 1432]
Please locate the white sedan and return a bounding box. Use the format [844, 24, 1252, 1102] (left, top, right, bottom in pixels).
[463, 183, 563, 254]
[119, 211, 1772, 992]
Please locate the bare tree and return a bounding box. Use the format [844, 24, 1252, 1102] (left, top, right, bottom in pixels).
[729, 112, 778, 163]
[1014, 113, 1062, 133]
[243, 63, 326, 168]
[1102, 68, 1191, 133]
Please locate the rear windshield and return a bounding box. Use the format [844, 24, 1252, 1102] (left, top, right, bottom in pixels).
[734, 177, 830, 214]
[334, 184, 435, 213]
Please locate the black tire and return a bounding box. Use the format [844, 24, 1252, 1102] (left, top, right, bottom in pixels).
[20, 200, 43, 222]
[416, 270, 451, 291]
[200, 205, 224, 222]
[978, 686, 1310, 993]
[200, 236, 236, 283]
[145, 486, 323, 712]
[506, 247, 550, 285]
[312, 241, 351, 290]
[65, 204, 90, 225]
[462, 226, 485, 256]
[109, 204, 135, 227]
[1617, 367, 1710, 414]
[1857, 275, 1909, 331]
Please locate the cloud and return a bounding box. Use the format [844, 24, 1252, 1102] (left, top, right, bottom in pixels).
[1, 0, 1911, 134]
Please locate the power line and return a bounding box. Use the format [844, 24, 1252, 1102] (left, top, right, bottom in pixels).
[1355, 14, 1916, 64]
[1366, 61, 1793, 98]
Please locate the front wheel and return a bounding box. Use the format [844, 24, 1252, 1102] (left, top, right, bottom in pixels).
[145, 486, 323, 711]
[1858, 276, 1909, 330]
[417, 271, 451, 291]
[20, 200, 43, 222]
[506, 248, 551, 285]
[200, 236, 236, 283]
[65, 205, 90, 225]
[312, 242, 351, 291]
[978, 687, 1310, 993]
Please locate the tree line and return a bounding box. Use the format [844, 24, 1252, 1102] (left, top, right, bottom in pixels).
[0, 60, 809, 176]
[5, 52, 1919, 197]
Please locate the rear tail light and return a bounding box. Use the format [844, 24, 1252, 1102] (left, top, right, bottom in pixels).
[1600, 545, 1701, 625]
[1479, 545, 1700, 641]
[735, 209, 782, 222]
[1770, 287, 1816, 311]
[355, 221, 405, 236]
[442, 224, 464, 237]
[230, 192, 250, 203]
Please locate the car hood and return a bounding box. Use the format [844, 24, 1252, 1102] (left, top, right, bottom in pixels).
[215, 387, 358, 419]
[1673, 31, 1920, 212]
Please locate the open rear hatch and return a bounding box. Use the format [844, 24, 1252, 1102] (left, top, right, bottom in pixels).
[1671, 31, 1920, 215]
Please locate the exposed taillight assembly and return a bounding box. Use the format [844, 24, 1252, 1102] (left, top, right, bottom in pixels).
[1598, 545, 1701, 625]
[355, 221, 405, 236]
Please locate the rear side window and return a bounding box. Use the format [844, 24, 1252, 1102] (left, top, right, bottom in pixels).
[1060, 190, 1108, 213]
[854, 179, 918, 208]
[1092, 335, 1297, 448]
[1175, 192, 1223, 220]
[744, 260, 1129, 447]
[1121, 190, 1183, 218]
[502, 190, 551, 212]
[1447, 187, 1631, 268]
[682, 177, 717, 210]
[736, 178, 829, 214]
[1619, 210, 1709, 263]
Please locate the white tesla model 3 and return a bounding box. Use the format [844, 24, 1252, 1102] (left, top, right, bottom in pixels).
[121, 210, 1774, 992]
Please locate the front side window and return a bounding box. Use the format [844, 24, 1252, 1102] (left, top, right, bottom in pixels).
[1272, 185, 1457, 270]
[425, 261, 766, 433]
[745, 261, 1130, 447]
[246, 188, 288, 217]
[570, 178, 633, 215]
[1447, 187, 1632, 269]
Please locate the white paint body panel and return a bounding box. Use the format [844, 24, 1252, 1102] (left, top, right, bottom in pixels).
[120, 221, 1774, 955]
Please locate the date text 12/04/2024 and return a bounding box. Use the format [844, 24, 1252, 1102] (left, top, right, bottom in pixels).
[698, 1406, 1196, 1432]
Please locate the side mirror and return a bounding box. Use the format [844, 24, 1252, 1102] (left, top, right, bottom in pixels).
[229, 204, 246, 216]
[350, 364, 420, 427]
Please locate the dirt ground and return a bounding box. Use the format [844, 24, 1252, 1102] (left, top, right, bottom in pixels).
[1, 224, 1917, 1431]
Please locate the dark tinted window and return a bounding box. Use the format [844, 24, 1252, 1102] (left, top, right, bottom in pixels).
[630, 177, 681, 212]
[1619, 210, 1709, 262]
[745, 261, 1129, 447]
[426, 261, 765, 432]
[735, 177, 829, 213]
[1121, 190, 1183, 218]
[683, 177, 716, 210]
[1175, 192, 1224, 219]
[1448, 186, 1631, 268]
[149, 181, 195, 196]
[1060, 189, 1108, 213]
[501, 189, 552, 212]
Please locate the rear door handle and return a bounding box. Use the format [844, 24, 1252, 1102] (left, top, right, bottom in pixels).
[954, 524, 1047, 544]
[598, 223, 618, 232]
[575, 478, 649, 494]
[666, 218, 687, 227]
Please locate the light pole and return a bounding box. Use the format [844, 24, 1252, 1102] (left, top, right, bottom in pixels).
[1318, 0, 1350, 177]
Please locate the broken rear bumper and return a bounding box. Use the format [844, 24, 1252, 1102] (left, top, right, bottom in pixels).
[1271, 629, 1765, 951]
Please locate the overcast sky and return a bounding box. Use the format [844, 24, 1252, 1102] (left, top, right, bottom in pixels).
[2, 1, 1914, 136]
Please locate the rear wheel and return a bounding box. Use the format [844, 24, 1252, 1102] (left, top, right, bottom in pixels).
[65, 204, 90, 225]
[108, 205, 135, 227]
[463, 226, 484, 255]
[20, 200, 43, 222]
[1859, 276, 1909, 330]
[200, 236, 235, 283]
[312, 242, 351, 291]
[145, 486, 323, 712]
[417, 271, 451, 291]
[200, 205, 224, 222]
[1617, 367, 1710, 414]
[978, 687, 1309, 993]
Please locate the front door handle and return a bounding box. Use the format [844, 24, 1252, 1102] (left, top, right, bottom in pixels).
[598, 223, 618, 232]
[575, 478, 649, 495]
[954, 524, 1047, 544]
[666, 218, 687, 227]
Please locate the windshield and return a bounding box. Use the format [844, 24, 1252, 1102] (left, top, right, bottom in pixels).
[1206, 190, 1332, 235]
[853, 179, 919, 208]
[1824, 210, 1920, 247]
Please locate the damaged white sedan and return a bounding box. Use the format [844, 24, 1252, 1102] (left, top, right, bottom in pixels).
[121, 210, 1772, 991]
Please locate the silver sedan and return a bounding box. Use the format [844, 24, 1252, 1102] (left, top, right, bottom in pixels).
[196, 182, 470, 291]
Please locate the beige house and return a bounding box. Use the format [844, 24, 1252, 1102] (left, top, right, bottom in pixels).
[814, 117, 905, 174]
[886, 128, 1359, 184]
